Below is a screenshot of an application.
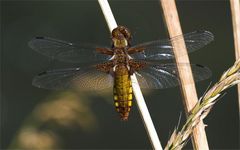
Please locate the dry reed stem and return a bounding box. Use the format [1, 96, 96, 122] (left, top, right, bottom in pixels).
[160, 0, 209, 149]
[230, 0, 240, 116]
[165, 59, 240, 150]
[98, 0, 162, 149]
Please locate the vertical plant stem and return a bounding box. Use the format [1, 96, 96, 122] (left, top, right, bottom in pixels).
[98, 0, 162, 149]
[98, 0, 117, 31]
[230, 0, 240, 115]
[160, 0, 209, 149]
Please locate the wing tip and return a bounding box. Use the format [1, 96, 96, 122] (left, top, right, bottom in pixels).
[37, 71, 47, 76]
[28, 37, 45, 49]
[32, 75, 56, 90]
[195, 64, 205, 68]
[196, 30, 214, 41]
[196, 64, 212, 80]
[32, 77, 42, 89]
[32, 71, 49, 89]
[35, 36, 45, 39]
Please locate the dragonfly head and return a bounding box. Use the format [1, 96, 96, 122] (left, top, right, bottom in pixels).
[112, 26, 131, 48]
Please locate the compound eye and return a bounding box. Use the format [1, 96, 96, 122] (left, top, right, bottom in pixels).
[112, 26, 131, 40]
[112, 28, 119, 37]
[120, 26, 131, 40]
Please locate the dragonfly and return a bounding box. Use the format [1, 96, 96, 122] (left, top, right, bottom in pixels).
[29, 26, 214, 121]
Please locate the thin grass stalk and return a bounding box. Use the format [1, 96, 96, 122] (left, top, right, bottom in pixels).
[97, 0, 163, 149]
[230, 0, 240, 116]
[165, 59, 240, 150]
[159, 0, 209, 149]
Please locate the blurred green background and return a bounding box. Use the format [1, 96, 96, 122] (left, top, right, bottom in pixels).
[1, 0, 239, 149]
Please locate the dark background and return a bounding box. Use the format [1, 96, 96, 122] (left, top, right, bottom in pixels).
[1, 0, 239, 149]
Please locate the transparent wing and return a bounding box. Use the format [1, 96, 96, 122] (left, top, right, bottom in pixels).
[130, 30, 214, 60]
[28, 37, 111, 63]
[33, 67, 113, 90]
[135, 63, 211, 89]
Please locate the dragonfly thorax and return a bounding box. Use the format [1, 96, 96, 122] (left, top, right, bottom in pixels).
[113, 48, 129, 64]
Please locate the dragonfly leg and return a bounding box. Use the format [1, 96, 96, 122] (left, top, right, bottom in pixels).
[96, 47, 114, 55]
[127, 47, 145, 54]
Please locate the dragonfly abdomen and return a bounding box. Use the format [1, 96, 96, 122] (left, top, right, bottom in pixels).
[113, 65, 133, 121]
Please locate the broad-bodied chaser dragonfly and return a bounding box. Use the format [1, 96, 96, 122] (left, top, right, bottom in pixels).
[29, 26, 214, 120]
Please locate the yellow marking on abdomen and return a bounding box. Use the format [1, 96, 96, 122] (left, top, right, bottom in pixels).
[113, 73, 133, 120]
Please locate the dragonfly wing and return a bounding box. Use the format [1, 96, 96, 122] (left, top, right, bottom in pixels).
[135, 63, 211, 89]
[33, 67, 113, 91]
[130, 30, 214, 60]
[29, 37, 111, 63]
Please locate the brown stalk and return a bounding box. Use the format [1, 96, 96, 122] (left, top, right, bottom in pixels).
[160, 0, 209, 149]
[230, 0, 240, 116]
